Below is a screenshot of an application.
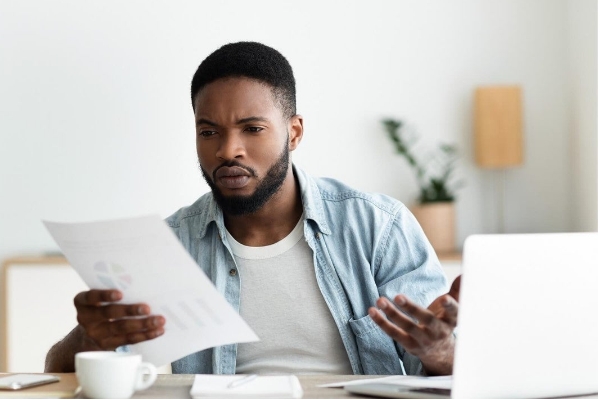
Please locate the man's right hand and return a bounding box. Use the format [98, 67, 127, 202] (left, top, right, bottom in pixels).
[75, 289, 166, 350]
[45, 289, 166, 372]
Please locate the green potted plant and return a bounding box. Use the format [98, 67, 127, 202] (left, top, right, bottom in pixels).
[382, 118, 463, 253]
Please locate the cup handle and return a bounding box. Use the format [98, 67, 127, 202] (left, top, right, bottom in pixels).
[135, 362, 157, 391]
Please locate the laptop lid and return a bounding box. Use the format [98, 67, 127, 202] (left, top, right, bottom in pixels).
[452, 232, 598, 398]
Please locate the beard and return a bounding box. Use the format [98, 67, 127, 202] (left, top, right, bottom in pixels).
[200, 141, 290, 216]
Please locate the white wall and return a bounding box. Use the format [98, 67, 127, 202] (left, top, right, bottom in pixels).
[567, 0, 598, 232]
[0, 0, 597, 374]
[0, 1, 596, 283]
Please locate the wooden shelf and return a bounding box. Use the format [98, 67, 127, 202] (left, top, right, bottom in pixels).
[1, 255, 68, 267]
[1, 255, 83, 372]
[437, 250, 462, 262]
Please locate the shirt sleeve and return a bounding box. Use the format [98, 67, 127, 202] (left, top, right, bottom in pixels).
[373, 204, 448, 375]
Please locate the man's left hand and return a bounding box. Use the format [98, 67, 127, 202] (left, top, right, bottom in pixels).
[369, 276, 461, 376]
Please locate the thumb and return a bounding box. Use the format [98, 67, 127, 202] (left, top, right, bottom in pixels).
[448, 275, 461, 302]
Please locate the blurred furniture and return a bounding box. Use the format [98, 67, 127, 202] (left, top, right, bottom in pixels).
[411, 203, 456, 254]
[1, 256, 86, 372]
[474, 85, 524, 233]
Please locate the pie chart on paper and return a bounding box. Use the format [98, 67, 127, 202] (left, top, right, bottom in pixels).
[93, 261, 133, 290]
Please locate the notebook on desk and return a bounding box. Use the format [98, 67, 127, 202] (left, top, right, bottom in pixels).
[347, 232, 598, 398]
[189, 374, 303, 398]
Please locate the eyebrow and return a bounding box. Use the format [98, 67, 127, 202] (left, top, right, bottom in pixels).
[237, 116, 270, 124]
[195, 116, 270, 126]
[195, 118, 218, 127]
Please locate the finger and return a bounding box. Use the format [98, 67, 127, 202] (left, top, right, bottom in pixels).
[104, 315, 165, 336]
[392, 295, 439, 328]
[437, 295, 459, 327]
[98, 327, 166, 350]
[391, 295, 454, 344]
[449, 275, 461, 301]
[76, 303, 151, 325]
[375, 297, 424, 336]
[87, 315, 165, 346]
[428, 297, 447, 319]
[368, 307, 419, 350]
[74, 290, 122, 307]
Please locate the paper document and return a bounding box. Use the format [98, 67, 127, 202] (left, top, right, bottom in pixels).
[190, 374, 303, 398]
[376, 375, 453, 390]
[318, 375, 396, 388]
[43, 215, 259, 367]
[321, 375, 452, 389]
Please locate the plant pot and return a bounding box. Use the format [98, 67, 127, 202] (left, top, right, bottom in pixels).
[410, 202, 456, 254]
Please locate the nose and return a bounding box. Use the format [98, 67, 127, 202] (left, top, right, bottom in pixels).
[215, 132, 245, 160]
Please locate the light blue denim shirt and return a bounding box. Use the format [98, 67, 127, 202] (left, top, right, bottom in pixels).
[166, 165, 447, 375]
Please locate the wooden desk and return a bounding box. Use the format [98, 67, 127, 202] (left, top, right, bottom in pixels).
[138, 374, 378, 399]
[0, 373, 383, 399]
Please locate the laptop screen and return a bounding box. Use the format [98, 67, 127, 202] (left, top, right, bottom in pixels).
[452, 233, 598, 398]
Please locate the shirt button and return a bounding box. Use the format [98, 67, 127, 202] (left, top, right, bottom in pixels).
[229, 269, 237, 276]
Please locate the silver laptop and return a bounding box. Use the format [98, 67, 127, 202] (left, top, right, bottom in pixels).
[347, 232, 598, 398]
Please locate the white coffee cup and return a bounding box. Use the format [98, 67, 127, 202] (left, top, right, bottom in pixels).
[75, 351, 157, 399]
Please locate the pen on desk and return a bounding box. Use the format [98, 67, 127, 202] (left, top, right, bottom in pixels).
[227, 374, 258, 389]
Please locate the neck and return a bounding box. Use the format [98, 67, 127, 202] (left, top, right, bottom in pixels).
[223, 167, 303, 247]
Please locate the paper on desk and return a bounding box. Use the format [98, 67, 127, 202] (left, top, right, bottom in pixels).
[190, 374, 303, 399]
[378, 375, 452, 390]
[318, 375, 398, 388]
[43, 215, 259, 367]
[321, 375, 452, 390]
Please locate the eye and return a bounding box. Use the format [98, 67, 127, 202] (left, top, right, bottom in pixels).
[245, 126, 264, 133]
[198, 130, 217, 138]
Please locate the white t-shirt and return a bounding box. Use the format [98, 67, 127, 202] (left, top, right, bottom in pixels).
[226, 217, 353, 375]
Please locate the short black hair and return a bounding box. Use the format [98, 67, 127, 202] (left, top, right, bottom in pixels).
[190, 41, 296, 118]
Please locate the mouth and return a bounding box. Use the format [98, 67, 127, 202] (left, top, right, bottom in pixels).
[215, 166, 252, 190]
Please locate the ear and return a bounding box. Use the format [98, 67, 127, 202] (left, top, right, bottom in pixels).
[288, 115, 304, 151]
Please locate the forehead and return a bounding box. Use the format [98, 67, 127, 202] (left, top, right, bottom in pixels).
[193, 77, 280, 118]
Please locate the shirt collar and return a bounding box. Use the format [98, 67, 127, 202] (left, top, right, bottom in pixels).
[293, 164, 331, 235]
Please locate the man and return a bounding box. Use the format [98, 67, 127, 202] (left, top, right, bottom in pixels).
[45, 41, 459, 376]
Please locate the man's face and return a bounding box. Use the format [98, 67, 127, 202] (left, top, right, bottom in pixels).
[194, 77, 301, 215]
